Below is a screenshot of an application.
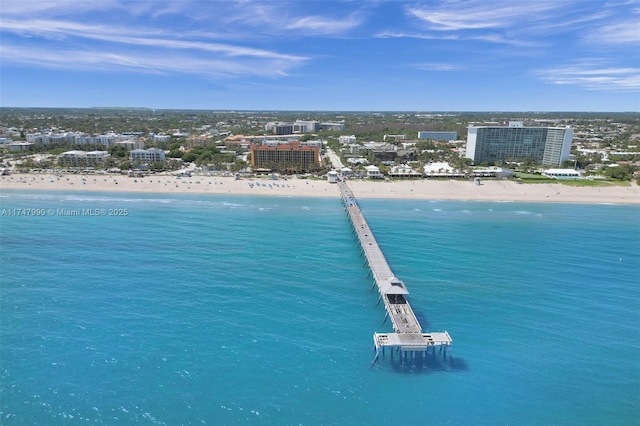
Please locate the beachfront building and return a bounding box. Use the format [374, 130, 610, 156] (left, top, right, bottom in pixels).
[423, 162, 465, 178]
[86, 151, 110, 166]
[129, 148, 166, 163]
[58, 150, 109, 167]
[388, 164, 422, 178]
[340, 167, 354, 177]
[466, 122, 573, 166]
[365, 165, 382, 179]
[58, 150, 86, 167]
[470, 167, 514, 178]
[418, 131, 457, 141]
[542, 168, 582, 179]
[250, 141, 319, 172]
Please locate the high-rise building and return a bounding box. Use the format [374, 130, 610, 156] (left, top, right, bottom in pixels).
[466, 122, 573, 166]
[250, 142, 319, 172]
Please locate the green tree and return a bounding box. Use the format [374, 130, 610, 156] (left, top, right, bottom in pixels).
[108, 145, 128, 158]
[603, 164, 636, 180]
[182, 152, 198, 163]
[231, 159, 248, 172]
[168, 149, 183, 158]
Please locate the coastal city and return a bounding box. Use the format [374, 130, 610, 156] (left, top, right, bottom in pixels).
[1, 109, 639, 185]
[2, 0, 638, 424]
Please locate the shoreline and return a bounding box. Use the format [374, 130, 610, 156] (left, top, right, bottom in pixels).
[1, 173, 639, 205]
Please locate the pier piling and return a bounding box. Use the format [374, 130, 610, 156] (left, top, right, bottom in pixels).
[338, 180, 452, 366]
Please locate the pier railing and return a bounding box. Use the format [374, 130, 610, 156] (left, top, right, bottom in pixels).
[337, 180, 452, 365]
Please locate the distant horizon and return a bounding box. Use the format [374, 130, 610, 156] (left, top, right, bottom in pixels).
[1, 106, 639, 114]
[1, 1, 638, 112]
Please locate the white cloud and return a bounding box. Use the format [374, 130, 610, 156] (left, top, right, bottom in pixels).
[0, 40, 303, 78]
[0, 15, 310, 79]
[285, 14, 363, 35]
[375, 30, 537, 47]
[0, 0, 115, 16]
[376, 31, 459, 41]
[585, 19, 640, 44]
[406, 1, 563, 32]
[0, 0, 368, 80]
[537, 63, 640, 92]
[0, 19, 305, 60]
[219, 2, 364, 36]
[412, 63, 464, 71]
[400, 0, 634, 49]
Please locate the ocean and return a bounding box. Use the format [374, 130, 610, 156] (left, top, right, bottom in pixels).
[1, 190, 639, 425]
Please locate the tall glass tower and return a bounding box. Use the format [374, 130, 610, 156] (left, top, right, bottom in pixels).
[466, 122, 573, 166]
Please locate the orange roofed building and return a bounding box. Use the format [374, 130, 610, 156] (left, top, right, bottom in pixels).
[250, 142, 320, 172]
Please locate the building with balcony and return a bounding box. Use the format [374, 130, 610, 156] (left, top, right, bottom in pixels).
[250, 142, 319, 172]
[466, 122, 573, 166]
[129, 148, 166, 163]
[364, 165, 382, 179]
[58, 150, 109, 167]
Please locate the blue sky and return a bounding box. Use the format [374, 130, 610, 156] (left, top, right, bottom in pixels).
[1, 0, 638, 111]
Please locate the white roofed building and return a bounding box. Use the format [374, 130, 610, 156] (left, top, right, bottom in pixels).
[389, 164, 422, 178]
[542, 168, 582, 179]
[340, 167, 353, 177]
[365, 165, 382, 179]
[58, 150, 109, 167]
[471, 167, 514, 178]
[339, 135, 356, 145]
[130, 148, 166, 163]
[58, 150, 87, 167]
[423, 162, 465, 178]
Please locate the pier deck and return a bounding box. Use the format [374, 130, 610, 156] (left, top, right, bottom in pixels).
[338, 181, 452, 362]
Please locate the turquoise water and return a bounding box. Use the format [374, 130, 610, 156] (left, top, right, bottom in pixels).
[1, 190, 639, 425]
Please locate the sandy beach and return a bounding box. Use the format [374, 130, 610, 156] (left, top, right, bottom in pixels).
[1, 173, 639, 204]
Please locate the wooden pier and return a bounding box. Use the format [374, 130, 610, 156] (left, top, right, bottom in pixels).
[338, 181, 452, 365]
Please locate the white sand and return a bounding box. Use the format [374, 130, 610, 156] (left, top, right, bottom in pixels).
[1, 173, 639, 204]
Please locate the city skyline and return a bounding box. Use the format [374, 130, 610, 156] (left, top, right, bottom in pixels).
[1, 0, 638, 112]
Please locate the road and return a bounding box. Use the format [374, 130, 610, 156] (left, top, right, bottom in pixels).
[325, 148, 344, 169]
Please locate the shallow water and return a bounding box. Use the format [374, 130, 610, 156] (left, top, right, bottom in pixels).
[1, 191, 639, 425]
